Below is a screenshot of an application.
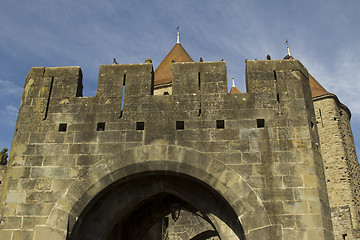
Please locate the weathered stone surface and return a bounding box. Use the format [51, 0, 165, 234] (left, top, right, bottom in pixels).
[1, 58, 357, 240]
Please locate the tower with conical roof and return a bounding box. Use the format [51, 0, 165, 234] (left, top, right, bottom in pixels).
[284, 43, 360, 238]
[310, 73, 360, 239]
[154, 28, 194, 95]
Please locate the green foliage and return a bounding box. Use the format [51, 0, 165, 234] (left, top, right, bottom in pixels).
[0, 147, 8, 165]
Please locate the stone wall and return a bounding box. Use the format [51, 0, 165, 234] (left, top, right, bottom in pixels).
[0, 60, 334, 239]
[0, 165, 6, 207]
[314, 96, 360, 239]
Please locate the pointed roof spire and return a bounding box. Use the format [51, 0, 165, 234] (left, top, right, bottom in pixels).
[154, 30, 194, 86]
[230, 77, 242, 94]
[177, 26, 180, 44]
[286, 40, 291, 57]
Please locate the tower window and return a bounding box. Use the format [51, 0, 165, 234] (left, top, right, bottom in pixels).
[257, 119, 265, 128]
[176, 121, 184, 130]
[216, 120, 225, 129]
[59, 123, 67, 132]
[136, 122, 145, 130]
[97, 122, 105, 131]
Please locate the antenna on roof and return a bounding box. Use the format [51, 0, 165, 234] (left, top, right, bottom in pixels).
[177, 26, 180, 44]
[286, 40, 291, 57]
[232, 77, 235, 88]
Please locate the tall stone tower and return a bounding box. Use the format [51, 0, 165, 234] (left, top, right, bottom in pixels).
[311, 75, 360, 239]
[0, 37, 358, 240]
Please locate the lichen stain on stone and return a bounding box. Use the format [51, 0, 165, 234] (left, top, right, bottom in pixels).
[23, 78, 34, 99]
[291, 71, 301, 80]
[59, 98, 70, 104]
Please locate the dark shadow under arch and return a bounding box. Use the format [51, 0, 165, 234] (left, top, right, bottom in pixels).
[69, 171, 246, 240]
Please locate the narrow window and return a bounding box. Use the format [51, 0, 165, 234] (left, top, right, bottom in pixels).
[319, 109, 324, 127]
[257, 119, 265, 128]
[276, 93, 280, 103]
[136, 122, 144, 130]
[43, 77, 54, 120]
[59, 123, 67, 132]
[273, 70, 277, 82]
[198, 72, 201, 90]
[97, 122, 105, 131]
[176, 121, 184, 130]
[216, 120, 225, 129]
[120, 74, 126, 118]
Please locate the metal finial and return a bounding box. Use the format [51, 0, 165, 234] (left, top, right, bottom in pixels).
[177, 26, 180, 44]
[286, 40, 291, 57]
[232, 77, 235, 87]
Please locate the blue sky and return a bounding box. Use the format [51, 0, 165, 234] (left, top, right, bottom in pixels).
[0, 0, 359, 158]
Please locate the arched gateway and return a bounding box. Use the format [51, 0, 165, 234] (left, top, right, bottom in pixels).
[1, 41, 335, 239]
[40, 145, 273, 240]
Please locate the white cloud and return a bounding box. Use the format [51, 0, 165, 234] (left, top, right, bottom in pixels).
[0, 79, 23, 96]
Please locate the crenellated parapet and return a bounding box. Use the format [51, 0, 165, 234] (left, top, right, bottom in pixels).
[0, 59, 335, 240]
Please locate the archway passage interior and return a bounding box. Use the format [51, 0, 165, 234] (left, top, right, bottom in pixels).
[69, 172, 246, 240]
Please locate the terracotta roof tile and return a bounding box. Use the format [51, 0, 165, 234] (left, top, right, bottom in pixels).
[230, 86, 242, 94]
[309, 74, 330, 98]
[154, 43, 194, 86]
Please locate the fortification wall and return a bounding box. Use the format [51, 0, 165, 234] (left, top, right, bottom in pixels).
[0, 165, 6, 206]
[314, 96, 360, 239]
[0, 60, 334, 240]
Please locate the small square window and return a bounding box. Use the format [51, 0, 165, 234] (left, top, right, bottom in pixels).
[136, 122, 145, 130]
[59, 123, 67, 132]
[216, 120, 225, 129]
[97, 122, 105, 131]
[176, 121, 184, 130]
[257, 119, 265, 128]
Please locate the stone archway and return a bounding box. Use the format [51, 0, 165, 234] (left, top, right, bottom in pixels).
[34, 145, 276, 240]
[69, 172, 245, 240]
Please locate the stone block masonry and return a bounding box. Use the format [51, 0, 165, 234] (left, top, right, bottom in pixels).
[0, 59, 336, 239]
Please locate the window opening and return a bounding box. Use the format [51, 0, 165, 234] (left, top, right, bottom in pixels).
[120, 74, 126, 118]
[43, 77, 54, 120]
[136, 122, 145, 130]
[198, 72, 201, 90]
[97, 122, 105, 131]
[319, 109, 324, 127]
[59, 123, 67, 132]
[257, 119, 265, 128]
[273, 70, 277, 82]
[216, 120, 225, 129]
[176, 121, 184, 130]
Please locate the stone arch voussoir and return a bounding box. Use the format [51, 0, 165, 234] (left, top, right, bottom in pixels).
[41, 144, 272, 239]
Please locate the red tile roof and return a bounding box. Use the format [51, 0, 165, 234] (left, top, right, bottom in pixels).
[230, 86, 242, 94]
[154, 43, 194, 86]
[309, 74, 330, 98]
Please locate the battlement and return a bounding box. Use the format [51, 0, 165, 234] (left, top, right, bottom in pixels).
[11, 58, 319, 155]
[2, 57, 337, 240]
[20, 60, 312, 120]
